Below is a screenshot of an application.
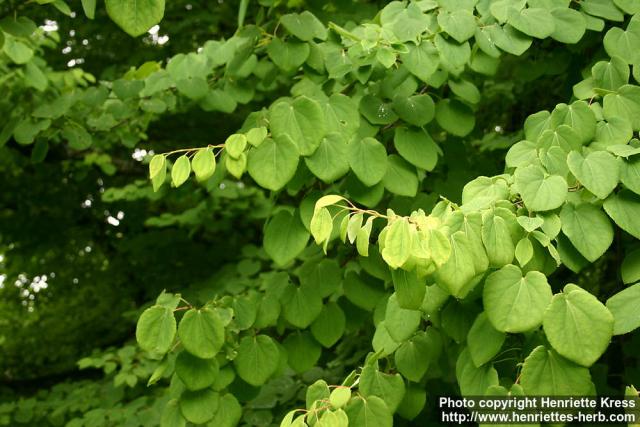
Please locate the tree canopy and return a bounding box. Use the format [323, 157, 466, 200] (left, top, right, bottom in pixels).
[1, 0, 640, 426]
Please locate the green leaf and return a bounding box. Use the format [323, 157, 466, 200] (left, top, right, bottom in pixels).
[382, 2, 431, 42]
[177, 308, 225, 359]
[543, 286, 614, 366]
[147, 357, 171, 386]
[345, 396, 392, 427]
[191, 149, 216, 182]
[280, 410, 296, 427]
[517, 216, 543, 232]
[622, 155, 640, 193]
[105, 0, 165, 37]
[514, 164, 568, 211]
[515, 236, 533, 266]
[232, 294, 258, 330]
[400, 41, 440, 83]
[149, 154, 166, 179]
[62, 123, 93, 151]
[381, 219, 413, 269]
[376, 46, 397, 68]
[603, 85, 640, 131]
[359, 95, 398, 125]
[622, 249, 640, 284]
[524, 110, 552, 141]
[246, 127, 268, 147]
[573, 77, 597, 100]
[434, 231, 477, 298]
[225, 134, 247, 159]
[359, 366, 406, 413]
[343, 272, 385, 312]
[474, 26, 501, 58]
[603, 190, 640, 239]
[247, 136, 299, 191]
[537, 128, 581, 158]
[437, 9, 476, 43]
[269, 97, 325, 156]
[567, 151, 619, 199]
[550, 8, 586, 44]
[282, 332, 321, 373]
[481, 212, 515, 267]
[136, 305, 176, 355]
[557, 233, 589, 273]
[604, 26, 640, 65]
[21, 62, 49, 92]
[487, 24, 532, 56]
[155, 291, 181, 310]
[396, 386, 426, 421]
[607, 144, 640, 157]
[560, 203, 614, 262]
[175, 351, 219, 391]
[207, 394, 242, 427]
[581, 0, 624, 21]
[161, 399, 186, 427]
[200, 89, 236, 113]
[322, 94, 361, 136]
[267, 38, 310, 72]
[24, 61, 48, 92]
[225, 153, 246, 179]
[435, 99, 475, 137]
[282, 284, 323, 328]
[596, 117, 633, 146]
[263, 210, 309, 266]
[382, 155, 418, 197]
[330, 387, 352, 409]
[356, 217, 375, 257]
[171, 155, 191, 188]
[449, 79, 481, 104]
[592, 57, 629, 91]
[483, 264, 552, 333]
[490, 0, 524, 23]
[304, 133, 349, 183]
[393, 127, 439, 171]
[606, 283, 640, 335]
[233, 335, 279, 386]
[306, 379, 330, 409]
[507, 7, 555, 39]
[310, 302, 346, 347]
[150, 159, 167, 192]
[310, 207, 333, 246]
[462, 177, 509, 209]
[0, 16, 37, 37]
[391, 268, 426, 311]
[348, 137, 388, 187]
[434, 34, 471, 72]
[3, 37, 33, 64]
[456, 348, 499, 395]
[298, 258, 342, 298]
[392, 94, 435, 127]
[53, 1, 72, 17]
[81, 0, 96, 18]
[467, 312, 505, 367]
[254, 292, 281, 329]
[550, 101, 597, 145]
[613, 0, 640, 13]
[113, 79, 144, 100]
[346, 213, 362, 244]
[520, 345, 593, 395]
[179, 389, 219, 424]
[384, 293, 421, 342]
[395, 330, 441, 382]
[280, 11, 327, 41]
